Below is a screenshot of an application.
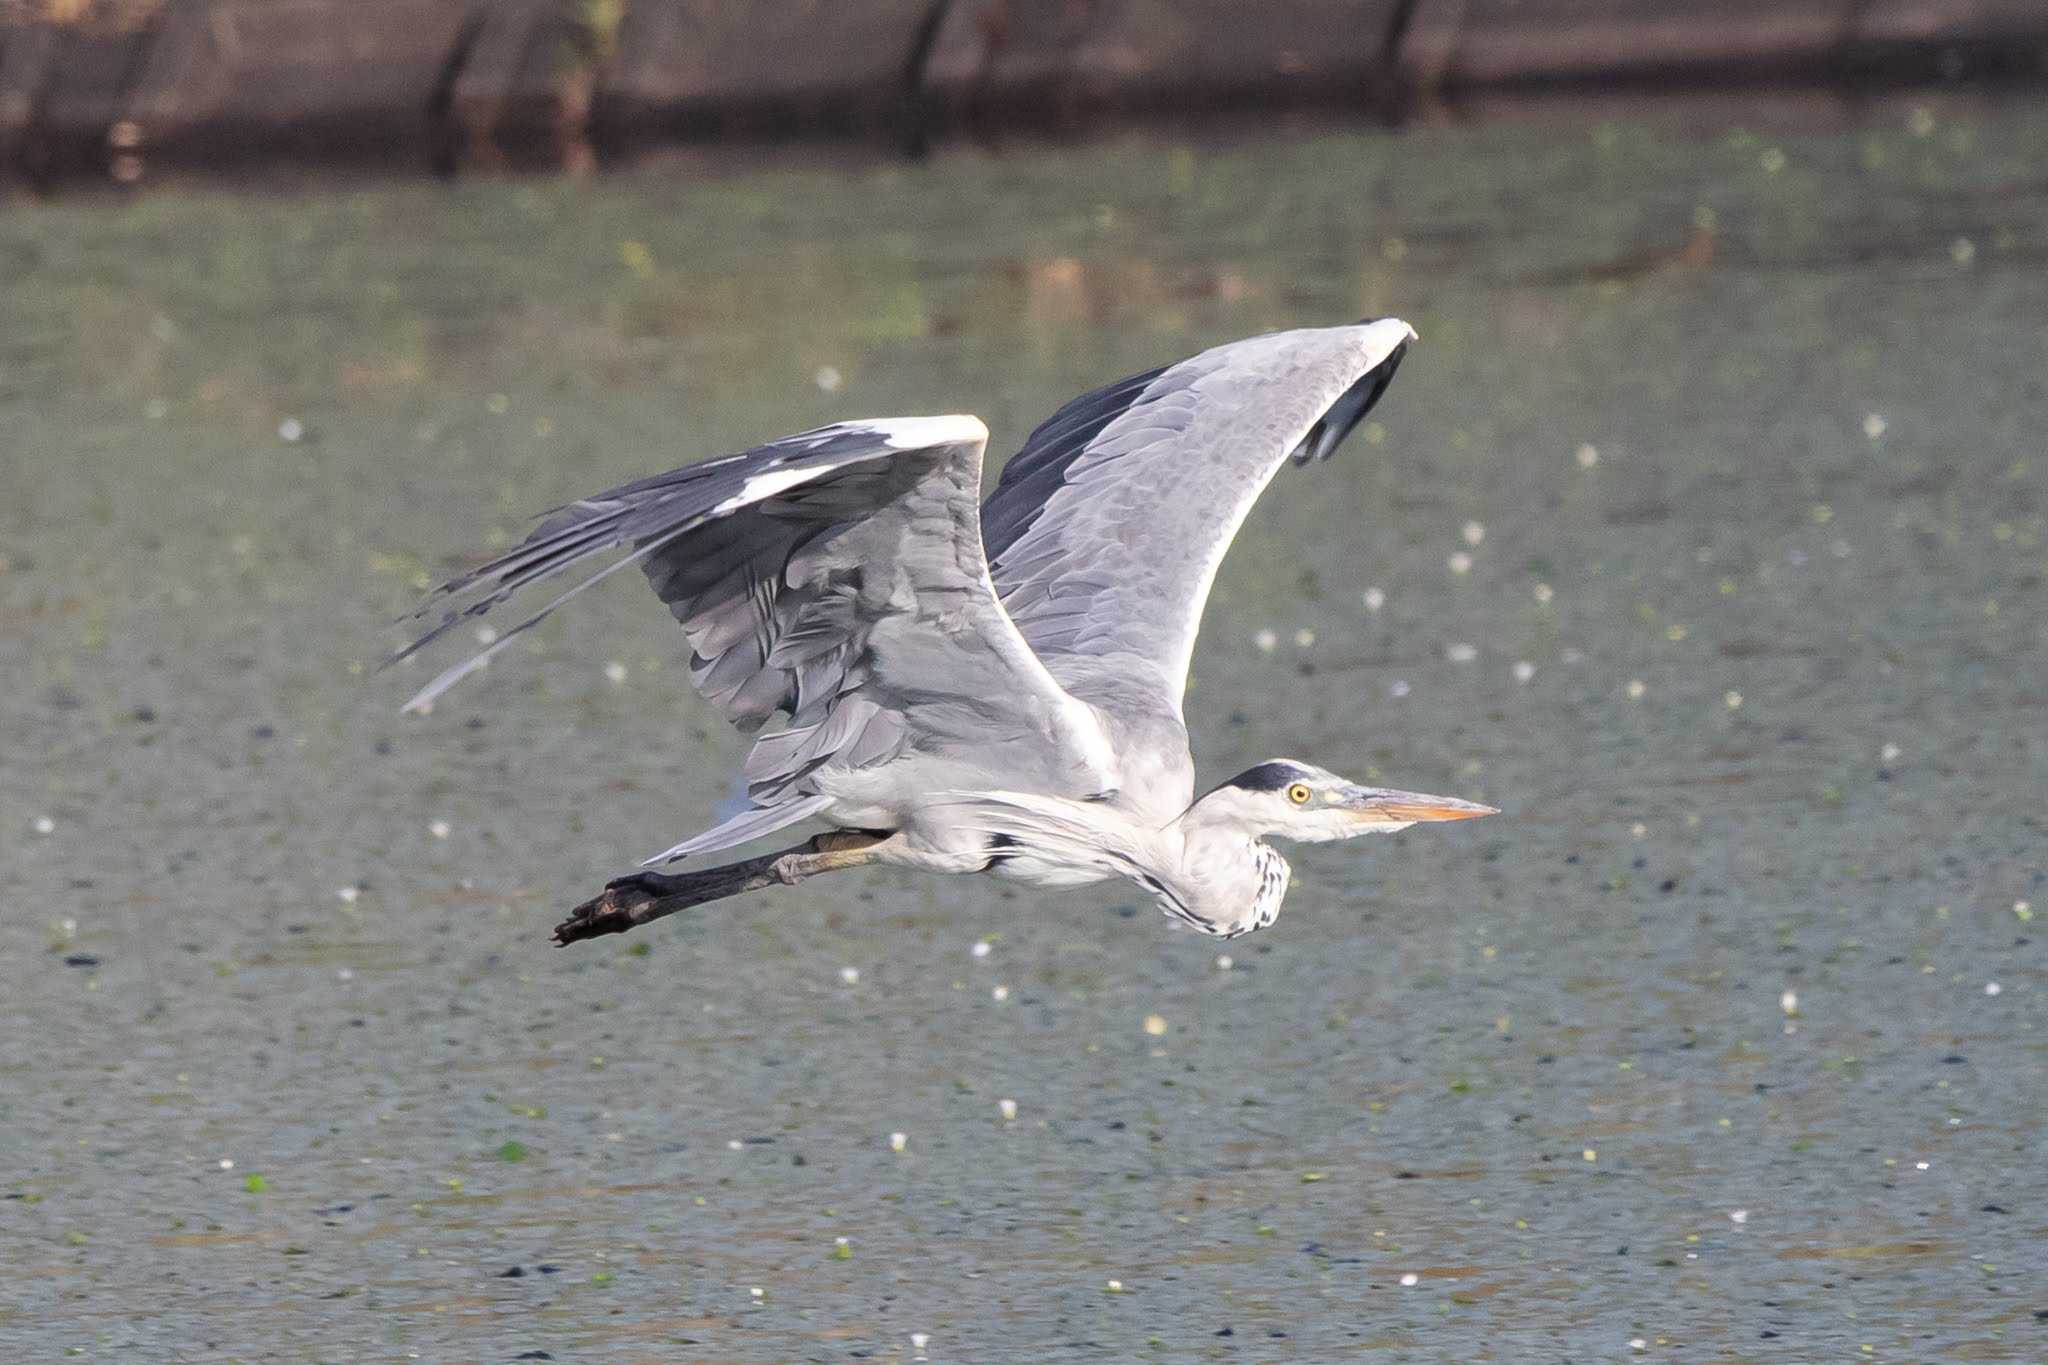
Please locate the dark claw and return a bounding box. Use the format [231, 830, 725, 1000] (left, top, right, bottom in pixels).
[553, 872, 682, 946]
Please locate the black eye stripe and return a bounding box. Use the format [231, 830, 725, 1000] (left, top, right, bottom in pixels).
[1221, 761, 1305, 792]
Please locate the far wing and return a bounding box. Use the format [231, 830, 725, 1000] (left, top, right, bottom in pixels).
[395, 416, 1115, 822]
[982, 320, 1414, 721]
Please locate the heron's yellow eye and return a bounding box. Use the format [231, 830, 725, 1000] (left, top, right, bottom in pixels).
[1286, 783, 1312, 806]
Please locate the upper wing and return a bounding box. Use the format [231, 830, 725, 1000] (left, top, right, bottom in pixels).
[395, 415, 1115, 815]
[982, 319, 1414, 721]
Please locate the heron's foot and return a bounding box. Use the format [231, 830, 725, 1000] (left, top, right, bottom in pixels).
[551, 834, 889, 948]
[553, 872, 688, 946]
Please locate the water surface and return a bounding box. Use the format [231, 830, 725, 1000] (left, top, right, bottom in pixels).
[3, 99, 2045, 1360]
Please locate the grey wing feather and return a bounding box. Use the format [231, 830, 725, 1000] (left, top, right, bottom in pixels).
[982, 320, 1414, 725]
[396, 415, 1115, 860]
[640, 792, 834, 866]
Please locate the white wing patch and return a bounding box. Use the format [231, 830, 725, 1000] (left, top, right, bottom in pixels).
[867, 414, 989, 449]
[712, 465, 832, 516]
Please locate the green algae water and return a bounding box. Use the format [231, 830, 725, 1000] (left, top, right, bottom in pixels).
[3, 99, 2045, 1358]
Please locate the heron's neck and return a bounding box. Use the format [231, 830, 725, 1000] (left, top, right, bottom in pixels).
[1160, 804, 1292, 937]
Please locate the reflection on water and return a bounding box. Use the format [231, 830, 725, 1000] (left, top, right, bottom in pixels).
[2, 97, 2044, 1358]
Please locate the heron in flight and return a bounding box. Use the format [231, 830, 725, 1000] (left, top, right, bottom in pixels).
[395, 319, 1494, 946]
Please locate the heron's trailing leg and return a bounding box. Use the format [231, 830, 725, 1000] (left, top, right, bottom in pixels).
[553, 831, 887, 946]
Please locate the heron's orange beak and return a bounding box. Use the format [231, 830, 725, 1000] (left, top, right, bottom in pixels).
[1348, 789, 1498, 823]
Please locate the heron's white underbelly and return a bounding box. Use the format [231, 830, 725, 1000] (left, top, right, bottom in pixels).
[984, 854, 1115, 889]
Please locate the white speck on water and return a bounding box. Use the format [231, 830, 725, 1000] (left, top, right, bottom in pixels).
[1629, 1338, 1648, 1352]
[1293, 627, 1316, 649]
[428, 819, 451, 840]
[748, 1285, 764, 1298]
[33, 816, 55, 835]
[1631, 822, 1648, 839]
[991, 985, 1010, 1002]
[1105, 1279, 1124, 1293]
[1759, 147, 1787, 173]
[1253, 628, 1278, 653]
[1389, 679, 1412, 699]
[1575, 442, 1600, 469]
[603, 660, 628, 685]
[1729, 1209, 1749, 1224]
[336, 967, 354, 982]
[1950, 236, 1976, 267]
[1915, 1161, 1930, 1170]
[1461, 520, 1486, 547]
[1447, 551, 1473, 575]
[1362, 586, 1386, 612]
[1512, 660, 1536, 684]
[1446, 642, 1477, 663]
[336, 886, 359, 904]
[1533, 582, 1554, 605]
[1984, 981, 2002, 997]
[1215, 954, 1233, 971]
[998, 1098, 1018, 1121]
[1143, 1013, 1168, 1036]
[1399, 1272, 1419, 1287]
[1862, 412, 1888, 440]
[278, 417, 305, 443]
[839, 965, 859, 984]
[814, 365, 843, 393]
[727, 1139, 744, 1151]
[1581, 1148, 1597, 1163]
[2015, 900, 2033, 921]
[1625, 679, 1646, 700]
[218, 1158, 234, 1170]
[890, 1131, 908, 1153]
[971, 940, 991, 959]
[1724, 690, 1744, 710]
[1880, 743, 1901, 763]
[911, 1332, 930, 1358]
[1780, 989, 1799, 1016]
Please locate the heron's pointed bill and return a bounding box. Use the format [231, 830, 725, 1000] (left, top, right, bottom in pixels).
[1346, 788, 1498, 825]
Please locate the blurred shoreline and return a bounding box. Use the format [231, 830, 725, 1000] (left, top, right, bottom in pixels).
[4, 0, 2046, 193]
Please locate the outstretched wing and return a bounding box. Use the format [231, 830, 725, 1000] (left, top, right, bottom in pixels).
[982, 319, 1414, 722]
[395, 416, 1114, 855]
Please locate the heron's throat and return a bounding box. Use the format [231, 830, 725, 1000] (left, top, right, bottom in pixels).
[1163, 803, 1293, 938]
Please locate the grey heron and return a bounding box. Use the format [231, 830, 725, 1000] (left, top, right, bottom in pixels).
[394, 319, 1494, 946]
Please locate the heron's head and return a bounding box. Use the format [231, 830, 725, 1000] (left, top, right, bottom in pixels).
[1191, 760, 1496, 843]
